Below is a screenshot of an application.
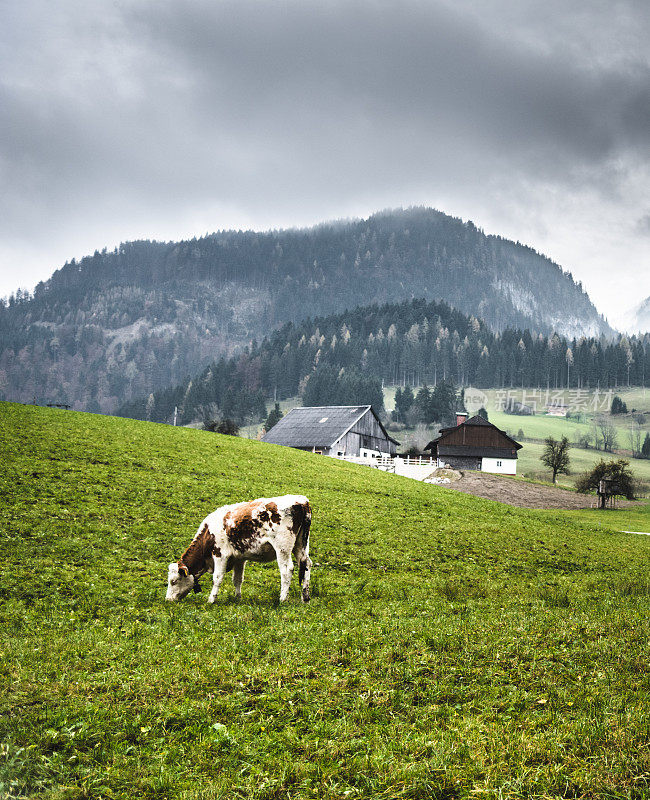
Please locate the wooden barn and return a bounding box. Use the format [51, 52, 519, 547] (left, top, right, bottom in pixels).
[261, 405, 400, 458]
[424, 413, 522, 474]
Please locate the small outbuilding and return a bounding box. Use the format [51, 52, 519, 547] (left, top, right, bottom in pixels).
[262, 405, 400, 458]
[424, 413, 522, 474]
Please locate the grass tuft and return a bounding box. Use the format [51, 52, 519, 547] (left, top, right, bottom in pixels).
[537, 585, 572, 607]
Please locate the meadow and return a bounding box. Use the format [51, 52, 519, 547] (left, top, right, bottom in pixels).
[2, 402, 650, 799]
[380, 385, 650, 491]
[479, 388, 650, 492]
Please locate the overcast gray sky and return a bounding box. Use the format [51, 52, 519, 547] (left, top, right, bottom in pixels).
[2, 0, 649, 326]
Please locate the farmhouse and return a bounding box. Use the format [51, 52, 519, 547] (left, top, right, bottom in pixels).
[424, 413, 522, 475]
[262, 405, 400, 458]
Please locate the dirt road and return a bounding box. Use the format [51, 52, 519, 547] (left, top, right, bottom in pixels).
[446, 471, 634, 510]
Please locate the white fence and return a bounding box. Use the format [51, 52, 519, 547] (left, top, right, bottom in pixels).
[332, 453, 438, 481]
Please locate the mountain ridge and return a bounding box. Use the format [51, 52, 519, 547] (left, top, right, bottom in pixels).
[631, 296, 650, 333]
[0, 207, 613, 412]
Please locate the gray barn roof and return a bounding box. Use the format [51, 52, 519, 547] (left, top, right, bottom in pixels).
[262, 405, 398, 448]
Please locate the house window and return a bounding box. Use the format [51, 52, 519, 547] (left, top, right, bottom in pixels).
[497, 460, 502, 467]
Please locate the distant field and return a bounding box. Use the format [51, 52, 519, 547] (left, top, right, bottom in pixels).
[471, 386, 650, 418]
[2, 402, 650, 799]
[476, 388, 650, 439]
[515, 440, 650, 492]
[383, 385, 650, 491]
[486, 409, 593, 442]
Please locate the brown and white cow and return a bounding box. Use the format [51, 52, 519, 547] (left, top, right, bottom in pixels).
[166, 495, 312, 603]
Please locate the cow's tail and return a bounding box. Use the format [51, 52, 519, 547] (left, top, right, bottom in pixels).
[295, 500, 312, 601]
[301, 501, 311, 550]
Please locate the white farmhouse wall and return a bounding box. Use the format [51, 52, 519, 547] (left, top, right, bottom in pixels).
[481, 457, 517, 475]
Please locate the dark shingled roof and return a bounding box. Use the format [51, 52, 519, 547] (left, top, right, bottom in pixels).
[437, 414, 493, 434]
[262, 405, 398, 448]
[424, 414, 522, 452]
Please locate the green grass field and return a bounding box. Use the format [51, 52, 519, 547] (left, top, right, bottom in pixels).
[2, 403, 650, 799]
[560, 502, 650, 537]
[464, 387, 650, 444]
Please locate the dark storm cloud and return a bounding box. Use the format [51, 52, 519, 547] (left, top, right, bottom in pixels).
[0, 0, 649, 313]
[3, 1, 649, 214]
[113, 0, 650, 197]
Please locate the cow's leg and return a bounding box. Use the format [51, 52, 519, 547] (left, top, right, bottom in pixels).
[298, 552, 312, 603]
[232, 560, 245, 600]
[275, 549, 294, 602]
[207, 555, 228, 604]
[294, 539, 312, 603]
[292, 505, 312, 603]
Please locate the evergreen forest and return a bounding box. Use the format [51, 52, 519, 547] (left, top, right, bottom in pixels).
[117, 298, 650, 427]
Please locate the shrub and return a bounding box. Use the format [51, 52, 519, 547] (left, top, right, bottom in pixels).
[576, 459, 636, 499]
[386, 421, 406, 432]
[203, 419, 240, 435]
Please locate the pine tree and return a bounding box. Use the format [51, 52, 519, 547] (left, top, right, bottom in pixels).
[412, 386, 430, 423]
[264, 403, 283, 432]
[642, 432, 650, 459]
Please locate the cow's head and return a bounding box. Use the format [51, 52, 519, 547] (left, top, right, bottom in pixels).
[166, 562, 195, 601]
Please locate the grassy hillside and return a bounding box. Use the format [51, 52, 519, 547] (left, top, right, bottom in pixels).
[2, 403, 650, 799]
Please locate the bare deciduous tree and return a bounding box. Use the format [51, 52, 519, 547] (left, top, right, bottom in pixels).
[627, 422, 643, 459]
[403, 424, 433, 456]
[596, 414, 618, 452]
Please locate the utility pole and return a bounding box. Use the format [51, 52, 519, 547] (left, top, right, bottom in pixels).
[173, 406, 178, 426]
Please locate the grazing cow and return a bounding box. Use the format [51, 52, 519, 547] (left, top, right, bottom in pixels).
[166, 494, 312, 603]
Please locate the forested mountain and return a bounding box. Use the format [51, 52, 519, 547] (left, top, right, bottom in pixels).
[117, 298, 648, 427]
[0, 207, 612, 412]
[633, 296, 650, 333]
